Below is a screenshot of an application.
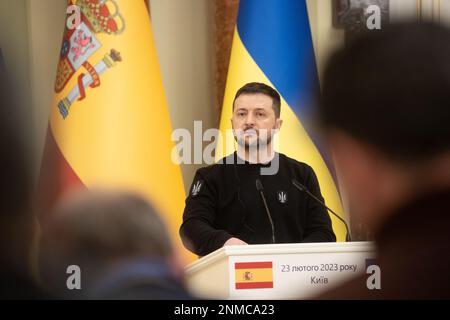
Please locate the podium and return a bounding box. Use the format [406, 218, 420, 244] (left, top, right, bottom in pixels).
[185, 241, 375, 299]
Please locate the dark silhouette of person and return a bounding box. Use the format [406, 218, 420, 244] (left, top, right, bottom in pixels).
[316, 23, 450, 299]
[0, 49, 46, 299]
[39, 189, 193, 300]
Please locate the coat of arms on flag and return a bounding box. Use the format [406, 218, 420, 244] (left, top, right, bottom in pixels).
[55, 0, 125, 119]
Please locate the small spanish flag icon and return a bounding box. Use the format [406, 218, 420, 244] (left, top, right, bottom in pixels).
[235, 262, 273, 290]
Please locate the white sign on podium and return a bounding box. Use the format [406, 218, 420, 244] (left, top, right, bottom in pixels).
[185, 242, 375, 299]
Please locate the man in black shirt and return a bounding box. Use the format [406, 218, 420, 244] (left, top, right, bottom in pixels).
[180, 83, 336, 256]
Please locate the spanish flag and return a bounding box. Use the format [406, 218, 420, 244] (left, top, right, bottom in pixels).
[216, 0, 347, 241]
[235, 262, 273, 289]
[38, 0, 192, 261]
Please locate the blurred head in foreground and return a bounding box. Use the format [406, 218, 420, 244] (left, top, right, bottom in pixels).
[319, 23, 450, 233]
[317, 23, 450, 299]
[40, 189, 191, 299]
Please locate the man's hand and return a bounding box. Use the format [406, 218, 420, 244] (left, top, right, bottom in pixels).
[224, 237, 248, 246]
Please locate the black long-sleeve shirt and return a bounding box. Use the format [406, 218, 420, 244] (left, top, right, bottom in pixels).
[180, 152, 336, 256]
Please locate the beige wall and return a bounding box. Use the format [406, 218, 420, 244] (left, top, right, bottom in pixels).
[149, 0, 215, 190]
[0, 0, 32, 142]
[27, 0, 67, 178]
[307, 0, 345, 82]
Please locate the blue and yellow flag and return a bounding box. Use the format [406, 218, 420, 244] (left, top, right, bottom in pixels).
[216, 0, 347, 240]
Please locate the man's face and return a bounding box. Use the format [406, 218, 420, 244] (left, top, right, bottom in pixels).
[231, 93, 282, 149]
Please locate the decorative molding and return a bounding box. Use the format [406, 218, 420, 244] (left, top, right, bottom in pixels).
[210, 0, 239, 124]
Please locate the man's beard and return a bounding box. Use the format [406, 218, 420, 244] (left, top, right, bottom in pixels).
[235, 128, 273, 150]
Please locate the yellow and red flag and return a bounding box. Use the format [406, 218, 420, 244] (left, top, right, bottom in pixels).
[235, 262, 274, 289]
[38, 0, 192, 261]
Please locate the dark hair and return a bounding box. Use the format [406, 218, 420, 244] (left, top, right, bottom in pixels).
[39, 190, 174, 293]
[233, 82, 281, 118]
[318, 23, 450, 160]
[41, 190, 174, 265]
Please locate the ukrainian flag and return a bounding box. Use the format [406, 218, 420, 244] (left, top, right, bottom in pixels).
[216, 0, 347, 241]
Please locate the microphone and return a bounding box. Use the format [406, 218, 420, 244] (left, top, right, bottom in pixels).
[291, 179, 352, 242]
[255, 179, 276, 244]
